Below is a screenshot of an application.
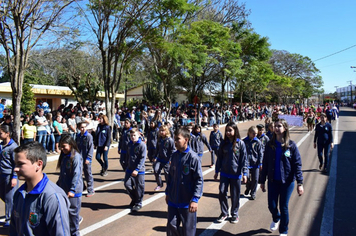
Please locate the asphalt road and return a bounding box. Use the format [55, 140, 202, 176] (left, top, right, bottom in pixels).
[0, 107, 355, 236]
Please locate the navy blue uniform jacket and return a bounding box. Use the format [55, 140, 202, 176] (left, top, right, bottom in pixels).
[259, 140, 303, 185]
[166, 146, 203, 208]
[215, 139, 248, 179]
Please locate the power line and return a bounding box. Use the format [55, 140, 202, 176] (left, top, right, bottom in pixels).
[313, 44, 356, 62]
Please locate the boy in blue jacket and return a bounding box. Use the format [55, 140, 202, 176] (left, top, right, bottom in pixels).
[209, 124, 223, 168]
[256, 124, 270, 151]
[166, 127, 203, 236]
[11, 142, 70, 236]
[124, 128, 147, 211]
[77, 122, 95, 197]
[243, 126, 263, 200]
[118, 119, 132, 171]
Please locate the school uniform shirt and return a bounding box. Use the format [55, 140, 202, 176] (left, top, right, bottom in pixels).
[189, 133, 197, 154]
[314, 122, 333, 145]
[76, 131, 94, 163]
[94, 124, 111, 148]
[10, 174, 70, 236]
[57, 152, 83, 197]
[126, 138, 147, 175]
[257, 134, 270, 152]
[166, 146, 203, 208]
[243, 137, 263, 168]
[118, 127, 132, 154]
[215, 139, 248, 179]
[209, 130, 223, 149]
[0, 139, 18, 178]
[147, 128, 159, 150]
[155, 137, 176, 163]
[191, 133, 212, 156]
[259, 140, 303, 185]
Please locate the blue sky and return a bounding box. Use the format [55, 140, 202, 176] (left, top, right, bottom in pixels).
[244, 0, 356, 93]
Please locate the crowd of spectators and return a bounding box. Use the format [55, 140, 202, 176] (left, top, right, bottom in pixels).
[0, 97, 341, 154]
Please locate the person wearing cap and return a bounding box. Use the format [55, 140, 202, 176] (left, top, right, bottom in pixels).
[313, 113, 333, 172]
[257, 124, 270, 151]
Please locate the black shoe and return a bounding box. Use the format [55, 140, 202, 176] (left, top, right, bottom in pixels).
[129, 200, 135, 208]
[250, 195, 256, 200]
[230, 216, 239, 224]
[216, 214, 228, 223]
[244, 189, 250, 196]
[319, 164, 323, 170]
[323, 167, 328, 173]
[132, 204, 142, 212]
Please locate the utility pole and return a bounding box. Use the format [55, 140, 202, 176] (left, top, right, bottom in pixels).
[347, 80, 352, 104]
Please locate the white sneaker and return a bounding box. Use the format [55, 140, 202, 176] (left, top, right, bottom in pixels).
[280, 234, 287, 236]
[270, 220, 280, 231]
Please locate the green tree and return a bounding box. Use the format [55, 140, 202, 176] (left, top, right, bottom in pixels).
[178, 20, 234, 102]
[144, 0, 197, 115]
[269, 50, 323, 100]
[142, 82, 163, 105]
[54, 46, 103, 103]
[21, 82, 36, 116]
[85, 0, 192, 126]
[232, 23, 272, 104]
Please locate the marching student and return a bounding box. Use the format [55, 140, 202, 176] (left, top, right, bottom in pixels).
[124, 128, 147, 211]
[56, 135, 83, 236]
[243, 126, 263, 200]
[166, 127, 203, 236]
[147, 121, 159, 163]
[266, 120, 274, 140]
[118, 118, 132, 171]
[153, 125, 175, 191]
[214, 122, 247, 224]
[257, 124, 270, 150]
[191, 124, 212, 158]
[94, 115, 111, 177]
[313, 113, 333, 172]
[209, 124, 223, 168]
[76, 122, 95, 197]
[0, 125, 18, 227]
[11, 142, 70, 235]
[259, 119, 304, 236]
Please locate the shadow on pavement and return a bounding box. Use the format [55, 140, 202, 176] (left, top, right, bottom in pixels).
[81, 202, 129, 211]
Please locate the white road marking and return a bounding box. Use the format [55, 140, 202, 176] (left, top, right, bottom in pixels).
[320, 119, 339, 236]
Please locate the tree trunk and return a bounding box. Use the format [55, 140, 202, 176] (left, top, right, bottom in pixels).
[11, 70, 24, 144]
